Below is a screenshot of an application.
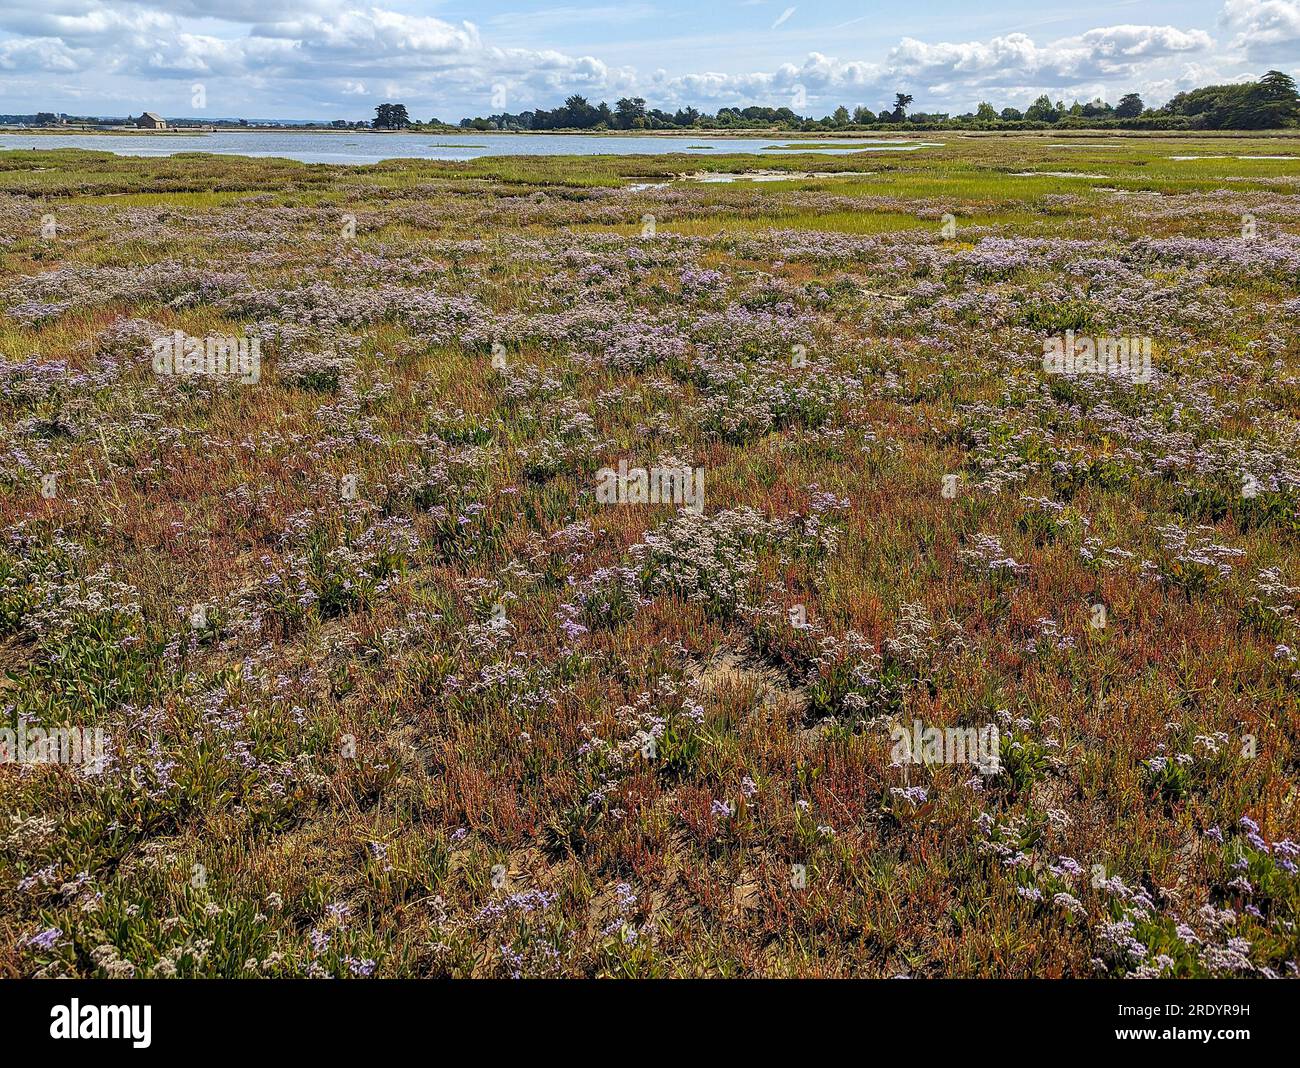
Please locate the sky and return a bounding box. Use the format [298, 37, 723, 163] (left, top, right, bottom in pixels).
[0, 0, 1297, 121]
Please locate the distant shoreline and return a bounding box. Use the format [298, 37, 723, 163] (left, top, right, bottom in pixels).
[0, 126, 907, 138]
[4, 126, 1300, 140]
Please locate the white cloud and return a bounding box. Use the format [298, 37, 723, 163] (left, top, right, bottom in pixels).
[0, 36, 89, 73]
[0, 2, 1273, 118]
[1221, 0, 1300, 61]
[640, 24, 1219, 112]
[879, 25, 1212, 86]
[772, 7, 796, 31]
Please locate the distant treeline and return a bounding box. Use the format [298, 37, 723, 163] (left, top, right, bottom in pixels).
[13, 70, 1297, 134]
[446, 70, 1299, 133]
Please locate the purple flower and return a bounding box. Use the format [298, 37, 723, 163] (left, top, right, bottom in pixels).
[890, 786, 928, 806]
[559, 616, 589, 641]
[27, 927, 62, 951]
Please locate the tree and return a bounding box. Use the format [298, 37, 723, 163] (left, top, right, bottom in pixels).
[443, 73, 1297, 134]
[1115, 93, 1144, 119]
[558, 95, 600, 128]
[614, 97, 646, 129]
[1161, 83, 1251, 127]
[1246, 70, 1300, 127]
[1025, 94, 1058, 122]
[373, 103, 410, 129]
[1258, 69, 1297, 96]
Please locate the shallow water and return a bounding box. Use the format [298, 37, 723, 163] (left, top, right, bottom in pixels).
[687, 170, 873, 183]
[0, 130, 938, 164]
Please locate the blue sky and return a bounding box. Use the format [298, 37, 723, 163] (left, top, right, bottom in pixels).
[0, 1, 1295, 120]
